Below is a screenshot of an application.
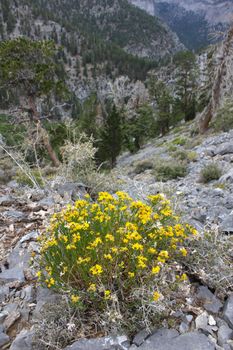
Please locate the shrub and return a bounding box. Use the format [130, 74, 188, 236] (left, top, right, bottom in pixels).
[200, 163, 222, 183]
[173, 150, 198, 163]
[14, 168, 44, 187]
[37, 192, 197, 333]
[155, 161, 187, 181]
[171, 137, 187, 146]
[166, 144, 177, 153]
[133, 160, 154, 174]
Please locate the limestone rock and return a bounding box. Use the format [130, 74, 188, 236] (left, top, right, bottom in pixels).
[0, 332, 10, 348]
[223, 295, 233, 329]
[138, 330, 215, 350]
[9, 329, 33, 350]
[64, 335, 129, 350]
[218, 325, 233, 346]
[196, 286, 223, 313]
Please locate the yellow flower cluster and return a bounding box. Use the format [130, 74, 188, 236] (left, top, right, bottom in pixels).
[37, 191, 196, 305]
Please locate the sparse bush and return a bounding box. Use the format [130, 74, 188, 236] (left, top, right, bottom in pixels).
[133, 160, 154, 174]
[173, 150, 198, 163]
[166, 144, 177, 153]
[200, 163, 222, 183]
[155, 161, 187, 181]
[60, 135, 97, 182]
[37, 192, 196, 333]
[187, 151, 198, 162]
[173, 150, 188, 161]
[172, 137, 187, 146]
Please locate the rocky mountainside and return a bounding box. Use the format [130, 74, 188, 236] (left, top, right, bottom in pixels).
[129, 0, 233, 49]
[0, 124, 233, 349]
[0, 0, 184, 108]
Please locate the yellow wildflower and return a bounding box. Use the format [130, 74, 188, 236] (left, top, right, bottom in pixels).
[128, 272, 135, 278]
[180, 247, 187, 256]
[152, 266, 161, 275]
[71, 295, 80, 303]
[153, 291, 161, 302]
[104, 254, 113, 261]
[132, 243, 143, 251]
[180, 273, 188, 281]
[88, 283, 97, 292]
[104, 290, 111, 300]
[90, 264, 103, 276]
[105, 234, 115, 242]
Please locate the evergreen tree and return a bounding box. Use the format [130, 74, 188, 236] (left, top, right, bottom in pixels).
[98, 102, 122, 168]
[174, 51, 198, 122]
[148, 77, 173, 135]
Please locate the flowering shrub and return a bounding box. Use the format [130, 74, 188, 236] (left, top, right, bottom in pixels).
[37, 191, 197, 331]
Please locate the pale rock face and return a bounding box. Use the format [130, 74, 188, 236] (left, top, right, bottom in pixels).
[130, 0, 233, 25]
[129, 0, 233, 49]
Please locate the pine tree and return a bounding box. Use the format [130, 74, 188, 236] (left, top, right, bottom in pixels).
[98, 102, 122, 168]
[174, 51, 198, 122]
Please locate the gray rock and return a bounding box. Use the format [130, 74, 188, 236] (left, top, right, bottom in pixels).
[215, 143, 233, 156]
[218, 325, 233, 346]
[3, 310, 21, 331]
[223, 295, 233, 329]
[0, 195, 14, 206]
[32, 287, 62, 319]
[9, 329, 33, 350]
[64, 335, 129, 350]
[220, 215, 233, 234]
[19, 231, 39, 244]
[0, 310, 8, 324]
[179, 322, 189, 333]
[3, 210, 25, 220]
[224, 197, 233, 210]
[195, 312, 208, 329]
[0, 332, 10, 347]
[220, 169, 233, 184]
[133, 329, 151, 346]
[0, 266, 25, 283]
[196, 286, 223, 313]
[183, 315, 193, 324]
[0, 285, 10, 302]
[38, 196, 55, 208]
[20, 285, 35, 302]
[138, 331, 215, 350]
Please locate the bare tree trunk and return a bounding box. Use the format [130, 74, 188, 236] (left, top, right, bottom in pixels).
[28, 95, 60, 167]
[199, 27, 233, 133]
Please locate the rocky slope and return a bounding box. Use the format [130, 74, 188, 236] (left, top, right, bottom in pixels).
[129, 0, 233, 49]
[0, 125, 233, 349]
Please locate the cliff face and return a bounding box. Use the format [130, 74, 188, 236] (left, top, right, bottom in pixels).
[129, 0, 233, 49]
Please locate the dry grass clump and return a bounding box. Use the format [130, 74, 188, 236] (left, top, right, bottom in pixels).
[182, 230, 233, 296]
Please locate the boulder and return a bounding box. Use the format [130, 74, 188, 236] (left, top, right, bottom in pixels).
[137, 330, 215, 350]
[64, 335, 129, 350]
[223, 294, 233, 329]
[9, 329, 33, 350]
[215, 143, 233, 156]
